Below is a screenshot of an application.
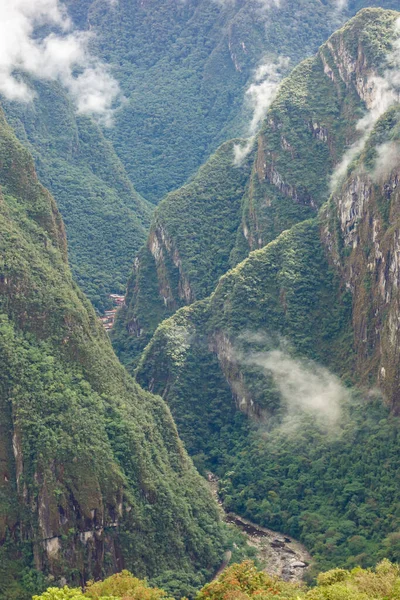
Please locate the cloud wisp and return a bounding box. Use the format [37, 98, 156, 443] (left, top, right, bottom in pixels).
[234, 56, 289, 164]
[232, 332, 349, 429]
[242, 348, 348, 427]
[211, 0, 280, 8]
[371, 139, 400, 182]
[0, 0, 120, 124]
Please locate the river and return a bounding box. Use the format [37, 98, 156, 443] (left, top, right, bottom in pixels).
[207, 473, 311, 583]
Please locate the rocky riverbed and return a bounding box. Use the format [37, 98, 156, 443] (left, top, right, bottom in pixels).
[207, 473, 311, 582]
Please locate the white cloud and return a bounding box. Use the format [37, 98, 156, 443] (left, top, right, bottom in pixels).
[234, 56, 289, 165]
[247, 59, 288, 134]
[333, 0, 348, 10]
[244, 349, 348, 426]
[212, 0, 280, 7]
[371, 140, 400, 182]
[233, 138, 255, 165]
[0, 0, 120, 124]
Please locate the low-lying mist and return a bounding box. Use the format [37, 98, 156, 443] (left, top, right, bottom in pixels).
[233, 333, 350, 431]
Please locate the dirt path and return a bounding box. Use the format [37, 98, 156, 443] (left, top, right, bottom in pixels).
[207, 473, 311, 582]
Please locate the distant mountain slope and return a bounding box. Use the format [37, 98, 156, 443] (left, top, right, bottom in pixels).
[0, 106, 223, 600]
[65, 0, 400, 203]
[115, 8, 397, 366]
[5, 1, 399, 309]
[2, 81, 152, 312]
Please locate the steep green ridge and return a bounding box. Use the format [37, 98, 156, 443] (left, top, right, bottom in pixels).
[112, 140, 252, 368]
[132, 9, 400, 577]
[135, 218, 353, 460]
[65, 0, 400, 203]
[114, 8, 396, 367]
[2, 80, 152, 312]
[0, 107, 224, 600]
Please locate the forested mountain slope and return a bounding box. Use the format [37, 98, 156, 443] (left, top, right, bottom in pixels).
[113, 140, 253, 366]
[65, 0, 400, 203]
[2, 81, 152, 312]
[6, 0, 399, 309]
[114, 8, 397, 366]
[127, 8, 400, 576]
[0, 106, 224, 600]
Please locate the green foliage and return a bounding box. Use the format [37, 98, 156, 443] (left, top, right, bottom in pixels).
[85, 570, 173, 600]
[135, 215, 399, 574]
[34, 588, 87, 600]
[198, 561, 301, 600]
[0, 107, 224, 598]
[220, 395, 400, 575]
[32, 560, 400, 600]
[199, 560, 400, 600]
[2, 79, 152, 311]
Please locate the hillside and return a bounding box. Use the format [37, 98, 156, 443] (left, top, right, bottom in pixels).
[114, 7, 398, 366]
[0, 106, 224, 600]
[2, 81, 152, 312]
[65, 0, 400, 203]
[112, 140, 252, 367]
[2, 3, 400, 597]
[131, 8, 400, 575]
[5, 0, 399, 310]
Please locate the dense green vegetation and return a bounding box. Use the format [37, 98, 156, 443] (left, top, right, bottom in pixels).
[0, 107, 225, 599]
[112, 140, 252, 368]
[33, 560, 400, 600]
[4, 1, 398, 308]
[220, 396, 400, 576]
[2, 81, 152, 311]
[134, 210, 400, 574]
[115, 8, 398, 367]
[135, 216, 353, 449]
[2, 4, 400, 598]
[64, 0, 400, 203]
[112, 7, 400, 583]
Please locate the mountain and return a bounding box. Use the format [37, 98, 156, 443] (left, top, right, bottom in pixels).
[0, 106, 224, 600]
[64, 0, 400, 203]
[112, 140, 253, 367]
[114, 7, 397, 365]
[5, 0, 399, 310]
[2, 81, 152, 312]
[122, 8, 400, 574]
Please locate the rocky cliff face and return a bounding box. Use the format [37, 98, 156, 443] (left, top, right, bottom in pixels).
[0, 107, 224, 599]
[322, 107, 400, 410]
[240, 8, 398, 253]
